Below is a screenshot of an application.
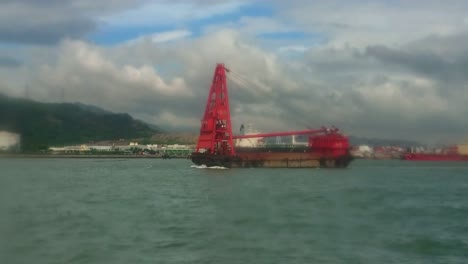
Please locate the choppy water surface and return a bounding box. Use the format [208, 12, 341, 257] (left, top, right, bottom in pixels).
[1, 159, 468, 263]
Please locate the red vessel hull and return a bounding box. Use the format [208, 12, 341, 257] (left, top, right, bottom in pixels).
[403, 153, 468, 161]
[191, 151, 353, 168]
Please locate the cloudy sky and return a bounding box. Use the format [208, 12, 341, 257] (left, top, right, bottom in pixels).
[1, 0, 468, 143]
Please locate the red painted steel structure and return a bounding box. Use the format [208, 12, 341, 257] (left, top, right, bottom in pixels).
[403, 145, 468, 161]
[194, 63, 352, 167]
[195, 64, 235, 156]
[309, 132, 350, 158]
[233, 127, 350, 158]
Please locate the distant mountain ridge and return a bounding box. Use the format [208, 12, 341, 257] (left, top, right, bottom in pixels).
[0, 94, 158, 151]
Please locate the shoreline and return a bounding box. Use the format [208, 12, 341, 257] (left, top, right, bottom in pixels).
[0, 154, 190, 159]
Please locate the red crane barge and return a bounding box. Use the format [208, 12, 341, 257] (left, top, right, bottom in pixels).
[190, 64, 353, 168]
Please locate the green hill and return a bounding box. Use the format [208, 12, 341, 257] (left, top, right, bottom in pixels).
[0, 94, 157, 151]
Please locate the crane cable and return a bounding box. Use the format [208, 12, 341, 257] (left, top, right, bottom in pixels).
[227, 70, 311, 129]
[226, 69, 314, 130]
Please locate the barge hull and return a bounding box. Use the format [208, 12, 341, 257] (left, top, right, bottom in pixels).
[191, 152, 353, 168]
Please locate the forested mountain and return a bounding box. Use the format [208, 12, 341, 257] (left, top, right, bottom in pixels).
[0, 94, 157, 151]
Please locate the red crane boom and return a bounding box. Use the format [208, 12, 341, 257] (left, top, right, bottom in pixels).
[233, 128, 327, 139]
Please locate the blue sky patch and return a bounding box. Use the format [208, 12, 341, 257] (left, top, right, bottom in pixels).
[90, 2, 274, 45]
[259, 31, 307, 40]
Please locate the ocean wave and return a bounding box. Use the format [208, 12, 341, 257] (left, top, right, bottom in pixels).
[190, 164, 229, 169]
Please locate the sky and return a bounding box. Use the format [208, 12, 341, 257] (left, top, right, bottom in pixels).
[1, 0, 468, 143]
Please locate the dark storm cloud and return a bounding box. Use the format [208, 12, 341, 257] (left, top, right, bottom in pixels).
[365, 45, 468, 84]
[0, 0, 65, 5]
[0, 56, 22, 68]
[0, 19, 95, 45]
[0, 0, 145, 44]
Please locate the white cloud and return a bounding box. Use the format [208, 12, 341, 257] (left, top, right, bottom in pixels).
[273, 0, 468, 48]
[237, 16, 295, 35]
[278, 45, 309, 53]
[150, 30, 192, 43]
[126, 29, 192, 45]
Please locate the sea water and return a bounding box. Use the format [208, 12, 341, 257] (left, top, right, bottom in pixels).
[1, 158, 467, 263]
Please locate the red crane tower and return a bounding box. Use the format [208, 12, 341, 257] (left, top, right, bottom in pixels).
[195, 64, 235, 156]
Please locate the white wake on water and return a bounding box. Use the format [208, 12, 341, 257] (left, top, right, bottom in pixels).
[190, 165, 229, 170]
